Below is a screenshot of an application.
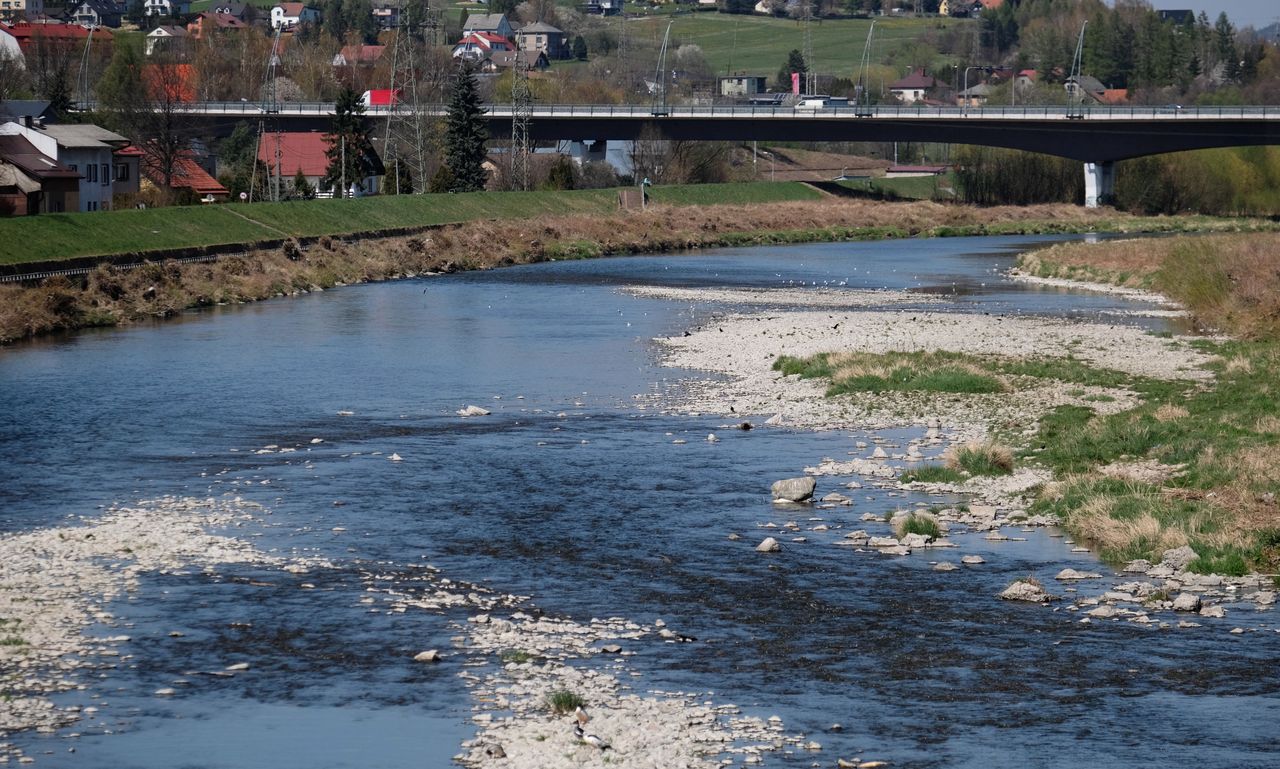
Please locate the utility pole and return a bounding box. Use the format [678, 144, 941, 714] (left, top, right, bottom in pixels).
[510, 57, 532, 190]
[855, 20, 876, 116]
[1068, 19, 1089, 119]
[652, 19, 673, 116]
[802, 0, 815, 95]
[341, 136, 346, 199]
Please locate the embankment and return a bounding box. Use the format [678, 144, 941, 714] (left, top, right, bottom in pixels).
[0, 194, 1273, 345]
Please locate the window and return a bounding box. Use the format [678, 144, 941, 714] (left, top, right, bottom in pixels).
[69, 163, 78, 174]
[115, 163, 129, 181]
[88, 201, 97, 211]
[86, 163, 97, 183]
[101, 163, 109, 186]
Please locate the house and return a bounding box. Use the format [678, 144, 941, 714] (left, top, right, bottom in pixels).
[0, 0, 44, 23]
[0, 25, 23, 63]
[145, 24, 188, 56]
[187, 11, 246, 37]
[938, 0, 981, 16]
[112, 143, 141, 199]
[0, 100, 56, 123]
[888, 68, 940, 104]
[451, 30, 510, 62]
[371, 1, 397, 29]
[331, 43, 384, 67]
[482, 49, 548, 72]
[255, 130, 383, 197]
[5, 20, 111, 55]
[144, 0, 191, 17]
[514, 21, 564, 59]
[718, 74, 767, 98]
[0, 119, 129, 211]
[270, 2, 318, 30]
[0, 132, 79, 214]
[461, 12, 512, 41]
[580, 0, 621, 15]
[70, 0, 122, 28]
[955, 82, 991, 107]
[142, 148, 229, 201]
[1065, 74, 1106, 104]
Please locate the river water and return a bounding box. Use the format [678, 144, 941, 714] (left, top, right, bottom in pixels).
[2, 236, 1277, 769]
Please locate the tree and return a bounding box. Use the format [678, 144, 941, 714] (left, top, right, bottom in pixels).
[126, 0, 146, 26]
[572, 35, 588, 62]
[775, 49, 806, 91]
[291, 169, 316, 200]
[442, 67, 488, 192]
[1215, 12, 1238, 82]
[386, 153, 413, 194]
[322, 86, 378, 196]
[428, 164, 455, 192]
[544, 156, 575, 189]
[97, 43, 195, 193]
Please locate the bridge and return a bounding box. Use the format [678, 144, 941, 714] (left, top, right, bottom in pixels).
[111, 102, 1280, 207]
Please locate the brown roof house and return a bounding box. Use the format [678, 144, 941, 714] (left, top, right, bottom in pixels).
[888, 68, 941, 104]
[0, 132, 80, 215]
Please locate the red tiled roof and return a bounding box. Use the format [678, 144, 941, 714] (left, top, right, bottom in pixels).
[257, 131, 329, 178]
[889, 69, 939, 90]
[6, 21, 112, 44]
[114, 145, 145, 158]
[978, 0, 1003, 8]
[338, 44, 385, 63]
[276, 2, 307, 16]
[1100, 88, 1128, 105]
[143, 150, 229, 197]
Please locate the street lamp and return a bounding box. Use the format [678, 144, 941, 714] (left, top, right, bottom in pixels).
[962, 65, 995, 116]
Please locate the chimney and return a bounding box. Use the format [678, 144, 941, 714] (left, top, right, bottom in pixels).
[23, 115, 33, 128]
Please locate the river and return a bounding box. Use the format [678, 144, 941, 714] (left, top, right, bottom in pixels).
[1, 235, 1277, 769]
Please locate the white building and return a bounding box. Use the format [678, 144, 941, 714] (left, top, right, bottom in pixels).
[144, 0, 191, 16]
[270, 2, 320, 30]
[0, 120, 129, 212]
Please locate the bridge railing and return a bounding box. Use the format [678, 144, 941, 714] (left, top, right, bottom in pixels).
[72, 101, 1277, 120]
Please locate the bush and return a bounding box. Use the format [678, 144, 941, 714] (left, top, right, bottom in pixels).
[894, 512, 942, 539]
[547, 690, 585, 714]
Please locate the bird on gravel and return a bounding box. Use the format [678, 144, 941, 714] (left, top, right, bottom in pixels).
[574, 705, 590, 727]
[573, 723, 611, 750]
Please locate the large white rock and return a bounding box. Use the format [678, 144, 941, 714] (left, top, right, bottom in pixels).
[771, 476, 816, 503]
[1160, 546, 1199, 571]
[1000, 580, 1055, 603]
[960, 555, 985, 565]
[756, 537, 782, 553]
[414, 650, 442, 662]
[1171, 593, 1202, 612]
[456, 405, 491, 417]
[1055, 568, 1102, 581]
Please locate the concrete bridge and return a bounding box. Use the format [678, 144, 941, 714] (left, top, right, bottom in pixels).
[114, 101, 1280, 207]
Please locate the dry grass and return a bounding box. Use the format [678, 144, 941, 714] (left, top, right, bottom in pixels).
[943, 440, 1015, 476]
[1255, 415, 1280, 435]
[1071, 495, 1190, 555]
[1153, 404, 1189, 422]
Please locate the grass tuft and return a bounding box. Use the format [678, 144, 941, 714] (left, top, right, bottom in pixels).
[547, 690, 585, 715]
[899, 465, 965, 484]
[944, 441, 1014, 476]
[895, 512, 943, 539]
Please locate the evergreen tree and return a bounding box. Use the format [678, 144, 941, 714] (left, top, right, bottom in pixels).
[45, 66, 74, 121]
[126, 0, 145, 25]
[572, 35, 588, 61]
[428, 164, 455, 193]
[1215, 12, 1238, 81]
[544, 156, 575, 190]
[323, 87, 378, 196]
[775, 49, 806, 91]
[443, 68, 488, 193]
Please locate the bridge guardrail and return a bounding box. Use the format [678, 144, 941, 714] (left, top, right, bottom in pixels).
[72, 101, 1277, 121]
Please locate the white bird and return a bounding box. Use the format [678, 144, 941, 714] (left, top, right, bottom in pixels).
[574, 705, 590, 727]
[573, 724, 611, 750]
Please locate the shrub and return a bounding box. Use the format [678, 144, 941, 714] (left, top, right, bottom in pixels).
[547, 690, 585, 715]
[944, 441, 1014, 476]
[894, 512, 942, 539]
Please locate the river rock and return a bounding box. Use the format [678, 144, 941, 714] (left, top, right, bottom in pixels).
[1055, 568, 1102, 580]
[961, 555, 985, 565]
[1171, 593, 1202, 612]
[765, 413, 785, 426]
[900, 533, 930, 548]
[456, 405, 491, 417]
[1000, 580, 1055, 603]
[771, 476, 816, 503]
[1123, 559, 1153, 573]
[1087, 605, 1118, 618]
[867, 536, 900, 548]
[414, 650, 442, 662]
[933, 562, 958, 572]
[1199, 605, 1226, 618]
[706, 433, 720, 443]
[871, 447, 888, 459]
[756, 537, 782, 553]
[1159, 545, 1198, 571]
[1255, 591, 1277, 605]
[878, 545, 911, 556]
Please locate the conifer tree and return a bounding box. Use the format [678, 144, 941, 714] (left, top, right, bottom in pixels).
[323, 87, 378, 196]
[443, 67, 488, 193]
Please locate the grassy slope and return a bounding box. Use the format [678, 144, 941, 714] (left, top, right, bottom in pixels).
[0, 182, 819, 265]
[625, 13, 958, 79]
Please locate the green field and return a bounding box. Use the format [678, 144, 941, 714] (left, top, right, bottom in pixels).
[625, 13, 964, 80]
[0, 182, 822, 264]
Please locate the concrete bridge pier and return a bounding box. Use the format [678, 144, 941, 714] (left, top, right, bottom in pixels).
[1084, 161, 1116, 208]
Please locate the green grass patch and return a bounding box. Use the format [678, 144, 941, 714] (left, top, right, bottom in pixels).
[946, 441, 1014, 476]
[500, 649, 537, 664]
[773, 351, 1007, 395]
[547, 690, 585, 715]
[0, 637, 25, 647]
[898, 512, 943, 539]
[899, 465, 965, 484]
[645, 181, 823, 206]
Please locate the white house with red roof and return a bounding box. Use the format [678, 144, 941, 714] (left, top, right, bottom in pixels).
[452, 30, 511, 62]
[271, 2, 318, 31]
[888, 69, 941, 104]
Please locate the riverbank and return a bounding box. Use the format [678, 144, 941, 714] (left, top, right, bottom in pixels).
[645, 232, 1278, 622]
[1, 197, 1273, 344]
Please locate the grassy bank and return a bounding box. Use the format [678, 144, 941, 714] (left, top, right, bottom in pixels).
[0, 196, 1275, 345]
[770, 233, 1280, 575]
[0, 183, 823, 265]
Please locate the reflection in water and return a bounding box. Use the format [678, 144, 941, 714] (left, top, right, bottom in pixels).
[2, 236, 1276, 768]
